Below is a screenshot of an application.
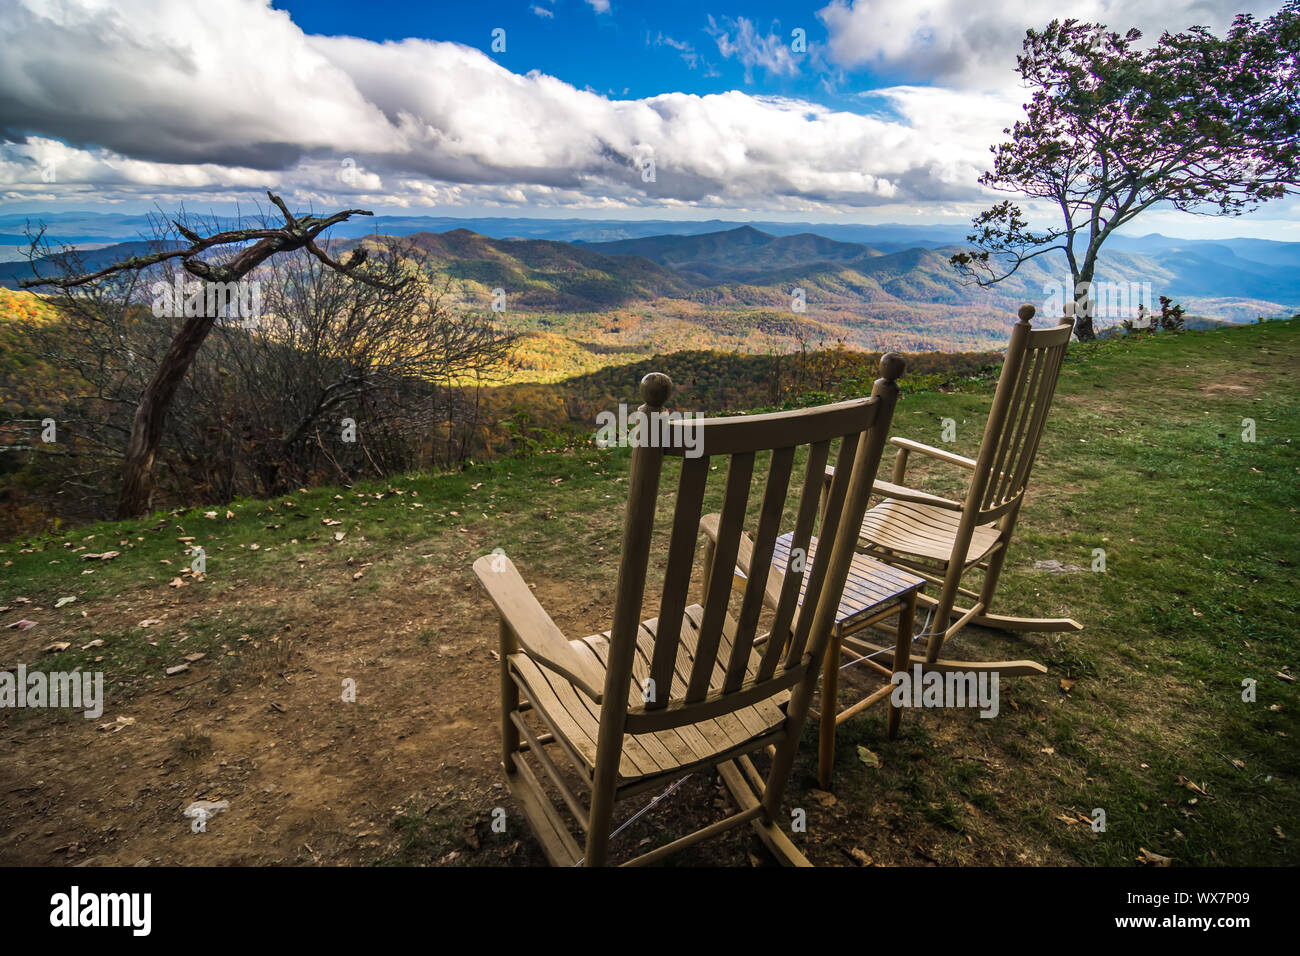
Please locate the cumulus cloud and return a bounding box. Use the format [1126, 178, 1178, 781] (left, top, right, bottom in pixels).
[817, 0, 1281, 88]
[0, 0, 1024, 214]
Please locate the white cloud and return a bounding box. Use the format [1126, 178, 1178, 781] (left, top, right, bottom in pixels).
[531, 5, 554, 19]
[586, 0, 611, 13]
[651, 32, 699, 70]
[706, 16, 802, 82]
[0, 0, 1024, 215]
[817, 0, 1281, 88]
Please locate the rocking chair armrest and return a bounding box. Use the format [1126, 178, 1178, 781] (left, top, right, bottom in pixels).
[869, 479, 965, 512]
[889, 436, 978, 470]
[472, 553, 605, 702]
[822, 465, 964, 511]
[699, 513, 785, 611]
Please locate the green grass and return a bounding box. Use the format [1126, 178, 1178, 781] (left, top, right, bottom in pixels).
[2, 319, 1297, 865]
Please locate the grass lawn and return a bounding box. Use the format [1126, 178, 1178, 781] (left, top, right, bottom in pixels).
[1, 318, 1296, 866]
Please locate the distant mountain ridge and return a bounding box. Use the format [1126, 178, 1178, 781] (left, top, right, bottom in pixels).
[4, 221, 1295, 383]
[6, 209, 1297, 259]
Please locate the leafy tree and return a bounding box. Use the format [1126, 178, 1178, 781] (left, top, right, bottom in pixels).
[952, 5, 1300, 339]
[1157, 294, 1186, 331]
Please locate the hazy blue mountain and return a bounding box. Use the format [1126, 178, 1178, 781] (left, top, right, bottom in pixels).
[5, 222, 1294, 334]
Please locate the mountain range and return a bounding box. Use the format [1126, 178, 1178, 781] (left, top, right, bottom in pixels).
[3, 218, 1295, 381]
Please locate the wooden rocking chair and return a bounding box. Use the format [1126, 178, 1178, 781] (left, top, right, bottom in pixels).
[831, 305, 1081, 679]
[472, 356, 905, 866]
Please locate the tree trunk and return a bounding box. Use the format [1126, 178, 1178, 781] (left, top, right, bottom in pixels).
[1072, 261, 1098, 341]
[116, 312, 218, 518]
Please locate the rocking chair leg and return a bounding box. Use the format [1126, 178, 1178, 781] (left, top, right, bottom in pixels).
[582, 774, 617, 867]
[499, 619, 520, 772]
[926, 563, 964, 663]
[762, 668, 820, 820]
[887, 592, 916, 740]
[817, 630, 841, 789]
[977, 511, 1018, 614]
[717, 759, 812, 867]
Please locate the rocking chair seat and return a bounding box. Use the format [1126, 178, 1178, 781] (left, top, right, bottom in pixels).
[859, 497, 1001, 566]
[509, 604, 787, 786]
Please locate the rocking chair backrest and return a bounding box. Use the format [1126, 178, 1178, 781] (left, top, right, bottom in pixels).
[605, 355, 905, 735]
[968, 306, 1076, 520]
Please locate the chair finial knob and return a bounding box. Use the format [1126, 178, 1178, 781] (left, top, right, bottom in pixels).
[640, 372, 672, 409]
[879, 352, 905, 382]
[1018, 304, 1036, 324]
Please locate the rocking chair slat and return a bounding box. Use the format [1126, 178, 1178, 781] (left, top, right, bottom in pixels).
[1010, 343, 1068, 496]
[724, 446, 795, 693]
[985, 337, 1040, 510]
[786, 433, 859, 668]
[648, 455, 710, 710]
[760, 440, 831, 681]
[992, 345, 1045, 507]
[688, 451, 754, 702]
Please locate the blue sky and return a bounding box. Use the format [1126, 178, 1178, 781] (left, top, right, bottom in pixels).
[0, 0, 1294, 239]
[273, 1, 894, 105]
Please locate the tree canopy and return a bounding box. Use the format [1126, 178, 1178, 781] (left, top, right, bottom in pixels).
[952, 4, 1300, 339]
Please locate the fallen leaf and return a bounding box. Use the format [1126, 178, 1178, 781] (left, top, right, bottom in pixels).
[54, 596, 76, 608]
[168, 577, 188, 588]
[165, 664, 189, 676]
[81, 639, 104, 650]
[848, 848, 872, 866]
[808, 789, 837, 807]
[99, 716, 135, 733]
[1059, 678, 1076, 693]
[333, 532, 345, 542]
[138, 618, 163, 628]
[1137, 848, 1172, 866]
[7, 619, 38, 630]
[856, 745, 880, 768]
[42, 641, 70, 653]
